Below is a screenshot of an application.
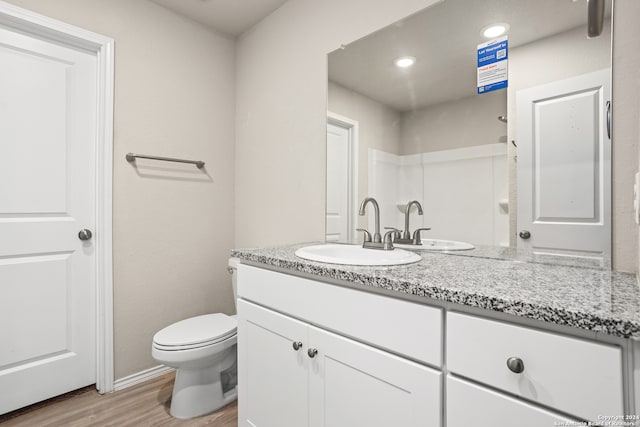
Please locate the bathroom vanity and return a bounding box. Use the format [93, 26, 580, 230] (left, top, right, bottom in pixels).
[233, 244, 640, 427]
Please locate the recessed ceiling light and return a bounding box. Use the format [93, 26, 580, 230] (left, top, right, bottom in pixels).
[482, 23, 510, 38]
[395, 56, 416, 68]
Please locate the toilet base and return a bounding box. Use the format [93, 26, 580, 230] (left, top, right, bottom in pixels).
[170, 365, 238, 419]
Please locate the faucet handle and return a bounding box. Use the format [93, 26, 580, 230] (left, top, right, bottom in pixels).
[384, 227, 401, 241]
[356, 228, 372, 243]
[412, 227, 431, 245]
[382, 230, 398, 250]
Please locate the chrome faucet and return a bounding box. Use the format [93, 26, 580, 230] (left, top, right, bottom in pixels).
[403, 201, 423, 239]
[357, 197, 395, 250]
[395, 200, 430, 245]
[358, 197, 382, 243]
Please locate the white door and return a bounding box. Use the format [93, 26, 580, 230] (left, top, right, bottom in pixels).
[0, 24, 97, 414]
[516, 69, 610, 257]
[326, 121, 352, 242]
[308, 325, 441, 427]
[237, 300, 309, 427]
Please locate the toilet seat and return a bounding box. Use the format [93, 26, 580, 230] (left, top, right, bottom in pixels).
[153, 313, 237, 351]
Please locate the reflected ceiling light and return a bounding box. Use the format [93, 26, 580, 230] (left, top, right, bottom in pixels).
[482, 23, 510, 38]
[395, 56, 416, 68]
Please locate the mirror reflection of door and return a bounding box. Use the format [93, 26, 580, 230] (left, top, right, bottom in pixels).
[516, 69, 611, 258]
[326, 113, 358, 242]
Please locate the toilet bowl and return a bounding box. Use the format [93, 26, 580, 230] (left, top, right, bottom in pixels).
[151, 258, 239, 419]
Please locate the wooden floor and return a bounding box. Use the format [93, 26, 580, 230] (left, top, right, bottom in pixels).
[0, 372, 238, 427]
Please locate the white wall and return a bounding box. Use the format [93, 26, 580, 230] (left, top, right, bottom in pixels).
[328, 81, 402, 229]
[400, 91, 507, 155]
[235, 0, 442, 248]
[5, 0, 237, 379]
[328, 82, 402, 156]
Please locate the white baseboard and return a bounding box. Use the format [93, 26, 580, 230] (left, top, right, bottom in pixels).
[113, 365, 175, 392]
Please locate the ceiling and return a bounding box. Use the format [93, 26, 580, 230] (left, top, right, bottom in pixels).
[149, 0, 288, 37]
[328, 0, 611, 112]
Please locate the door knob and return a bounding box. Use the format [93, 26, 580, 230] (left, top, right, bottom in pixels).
[507, 357, 525, 374]
[307, 348, 318, 358]
[519, 230, 531, 240]
[78, 229, 93, 241]
[292, 341, 303, 351]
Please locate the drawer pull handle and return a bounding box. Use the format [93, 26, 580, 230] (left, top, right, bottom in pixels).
[307, 348, 318, 358]
[507, 357, 525, 373]
[292, 341, 303, 351]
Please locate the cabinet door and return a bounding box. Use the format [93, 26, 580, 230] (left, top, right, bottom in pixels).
[238, 300, 309, 427]
[447, 375, 578, 427]
[308, 325, 441, 427]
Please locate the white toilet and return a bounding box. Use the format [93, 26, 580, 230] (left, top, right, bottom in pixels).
[151, 258, 239, 419]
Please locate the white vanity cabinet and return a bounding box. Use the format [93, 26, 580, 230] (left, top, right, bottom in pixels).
[239, 300, 441, 427]
[237, 264, 443, 427]
[236, 262, 629, 426]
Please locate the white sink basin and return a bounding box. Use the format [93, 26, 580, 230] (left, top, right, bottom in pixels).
[395, 239, 474, 251]
[295, 244, 421, 266]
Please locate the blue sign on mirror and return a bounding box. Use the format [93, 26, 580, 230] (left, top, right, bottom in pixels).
[477, 36, 508, 94]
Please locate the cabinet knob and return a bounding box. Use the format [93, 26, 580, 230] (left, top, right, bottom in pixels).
[307, 348, 318, 358]
[507, 357, 525, 373]
[292, 341, 303, 351]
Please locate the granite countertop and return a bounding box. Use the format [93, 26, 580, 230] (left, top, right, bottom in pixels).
[447, 244, 611, 270]
[231, 242, 640, 339]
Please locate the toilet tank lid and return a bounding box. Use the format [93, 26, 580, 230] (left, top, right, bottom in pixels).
[153, 313, 237, 347]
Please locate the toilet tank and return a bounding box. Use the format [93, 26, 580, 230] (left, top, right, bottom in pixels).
[228, 258, 240, 311]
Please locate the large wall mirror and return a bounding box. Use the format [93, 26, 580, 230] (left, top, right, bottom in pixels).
[326, 0, 612, 265]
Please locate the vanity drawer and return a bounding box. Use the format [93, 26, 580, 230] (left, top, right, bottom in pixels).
[238, 264, 442, 367]
[446, 312, 623, 421]
[447, 375, 578, 427]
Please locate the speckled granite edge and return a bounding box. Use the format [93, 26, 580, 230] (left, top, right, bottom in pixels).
[231, 244, 640, 339]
